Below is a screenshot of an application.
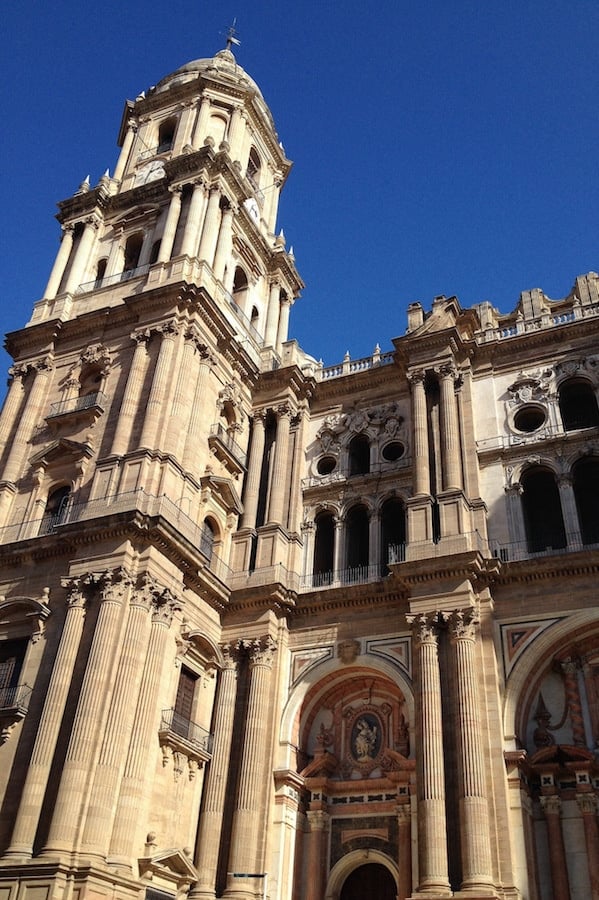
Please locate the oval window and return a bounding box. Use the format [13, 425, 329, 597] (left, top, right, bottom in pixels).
[514, 406, 546, 433]
[317, 456, 337, 476]
[382, 441, 405, 461]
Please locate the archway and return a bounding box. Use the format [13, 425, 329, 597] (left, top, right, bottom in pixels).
[340, 863, 396, 900]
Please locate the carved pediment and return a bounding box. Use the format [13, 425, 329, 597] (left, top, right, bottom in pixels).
[138, 847, 198, 889]
[200, 474, 243, 516]
[30, 438, 93, 469]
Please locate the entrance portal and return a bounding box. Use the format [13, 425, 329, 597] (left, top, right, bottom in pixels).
[340, 863, 396, 900]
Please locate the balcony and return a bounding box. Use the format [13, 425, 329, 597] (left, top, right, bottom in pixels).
[0, 684, 32, 744]
[75, 264, 150, 294]
[47, 391, 107, 422]
[208, 423, 247, 473]
[137, 142, 172, 162]
[159, 708, 212, 780]
[492, 532, 599, 563]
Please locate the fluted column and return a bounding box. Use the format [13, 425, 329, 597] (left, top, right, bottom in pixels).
[447, 607, 494, 892]
[240, 412, 266, 529]
[139, 322, 180, 450]
[108, 582, 180, 864]
[304, 810, 329, 900]
[539, 795, 570, 900]
[287, 410, 305, 533]
[42, 569, 131, 856]
[408, 613, 450, 895]
[0, 365, 27, 449]
[225, 638, 277, 899]
[213, 203, 235, 282]
[79, 584, 153, 858]
[227, 105, 246, 160]
[504, 482, 527, 547]
[182, 347, 214, 472]
[181, 180, 208, 258]
[268, 406, 292, 526]
[173, 101, 197, 153]
[114, 121, 136, 182]
[438, 364, 462, 491]
[576, 794, 599, 899]
[197, 188, 222, 266]
[191, 96, 211, 149]
[5, 578, 91, 858]
[333, 517, 343, 575]
[190, 647, 239, 900]
[104, 227, 125, 277]
[265, 280, 281, 347]
[396, 803, 412, 900]
[1, 358, 52, 484]
[64, 217, 99, 294]
[166, 328, 199, 458]
[409, 371, 430, 495]
[276, 297, 292, 353]
[157, 187, 183, 263]
[111, 330, 150, 456]
[43, 225, 75, 299]
[557, 474, 581, 543]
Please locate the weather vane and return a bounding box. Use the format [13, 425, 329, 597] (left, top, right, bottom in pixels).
[224, 19, 241, 51]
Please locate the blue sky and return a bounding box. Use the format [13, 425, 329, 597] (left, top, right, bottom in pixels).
[1, 1, 597, 381]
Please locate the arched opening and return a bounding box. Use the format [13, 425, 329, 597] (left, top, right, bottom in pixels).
[122, 232, 144, 275]
[94, 257, 107, 287]
[572, 457, 599, 545]
[348, 434, 370, 476]
[246, 147, 261, 191]
[207, 114, 227, 148]
[250, 305, 259, 327]
[380, 497, 406, 572]
[40, 485, 71, 535]
[340, 863, 396, 900]
[313, 510, 335, 585]
[158, 117, 177, 153]
[521, 467, 566, 553]
[232, 266, 249, 311]
[345, 504, 369, 578]
[200, 518, 216, 561]
[78, 366, 103, 398]
[149, 239, 161, 264]
[558, 379, 599, 431]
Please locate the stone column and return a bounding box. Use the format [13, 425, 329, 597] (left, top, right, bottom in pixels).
[197, 188, 222, 266]
[79, 581, 152, 859]
[113, 121, 136, 182]
[276, 297, 292, 353]
[267, 406, 292, 526]
[408, 613, 450, 895]
[303, 810, 329, 900]
[191, 96, 211, 149]
[139, 322, 180, 450]
[447, 608, 494, 892]
[213, 203, 236, 282]
[173, 102, 197, 153]
[333, 517, 343, 576]
[182, 347, 214, 472]
[557, 474, 581, 545]
[64, 217, 99, 294]
[166, 328, 199, 458]
[559, 658, 586, 746]
[369, 509, 380, 574]
[504, 481, 527, 552]
[265, 280, 281, 348]
[539, 795, 570, 900]
[0, 365, 27, 449]
[157, 187, 183, 263]
[104, 227, 125, 277]
[301, 520, 315, 586]
[396, 803, 412, 900]
[43, 225, 75, 299]
[190, 647, 239, 900]
[409, 370, 430, 495]
[438, 364, 462, 491]
[181, 180, 208, 258]
[110, 330, 151, 456]
[42, 569, 130, 856]
[227, 105, 245, 161]
[225, 637, 277, 899]
[240, 412, 266, 529]
[5, 578, 91, 858]
[576, 794, 599, 900]
[108, 582, 180, 864]
[1, 358, 52, 484]
[287, 411, 306, 534]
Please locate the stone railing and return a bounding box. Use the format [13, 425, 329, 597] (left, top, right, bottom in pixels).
[317, 349, 395, 382]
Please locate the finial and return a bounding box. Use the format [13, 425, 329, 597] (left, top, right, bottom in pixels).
[224, 18, 241, 52]
[76, 175, 90, 195]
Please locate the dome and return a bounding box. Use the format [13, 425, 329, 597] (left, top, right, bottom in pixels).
[154, 49, 264, 101]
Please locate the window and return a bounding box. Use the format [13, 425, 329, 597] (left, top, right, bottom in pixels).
[558, 379, 599, 431]
[0, 639, 27, 698]
[172, 667, 199, 741]
[317, 456, 337, 476]
[157, 117, 177, 153]
[123, 232, 144, 275]
[345, 504, 369, 574]
[246, 147, 261, 191]
[149, 239, 161, 264]
[521, 468, 566, 552]
[348, 434, 370, 476]
[380, 498, 406, 572]
[313, 511, 335, 584]
[200, 518, 216, 561]
[94, 257, 107, 287]
[513, 406, 546, 433]
[572, 458, 599, 545]
[232, 267, 249, 310]
[40, 485, 71, 535]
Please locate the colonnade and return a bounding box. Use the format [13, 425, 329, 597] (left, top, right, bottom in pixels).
[408, 365, 463, 498]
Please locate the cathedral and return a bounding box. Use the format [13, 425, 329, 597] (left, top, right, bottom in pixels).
[0, 42, 598, 900]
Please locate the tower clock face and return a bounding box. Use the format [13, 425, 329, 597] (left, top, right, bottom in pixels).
[243, 197, 260, 222]
[135, 160, 165, 186]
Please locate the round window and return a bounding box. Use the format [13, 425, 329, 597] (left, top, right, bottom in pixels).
[513, 406, 546, 433]
[317, 456, 337, 475]
[382, 441, 405, 462]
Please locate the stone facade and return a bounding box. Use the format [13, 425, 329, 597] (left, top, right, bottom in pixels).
[0, 45, 598, 900]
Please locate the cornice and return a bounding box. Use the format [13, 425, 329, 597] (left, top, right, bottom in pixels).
[495, 549, 599, 585]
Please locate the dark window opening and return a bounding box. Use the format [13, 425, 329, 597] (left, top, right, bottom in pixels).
[521, 467, 566, 552]
[0, 639, 27, 692]
[340, 864, 396, 900]
[345, 504, 369, 573]
[380, 497, 406, 572]
[123, 232, 143, 273]
[158, 118, 177, 153]
[573, 457, 599, 545]
[149, 239, 161, 264]
[317, 456, 337, 476]
[313, 511, 335, 584]
[382, 440, 405, 461]
[201, 518, 216, 561]
[513, 406, 546, 433]
[348, 433, 370, 476]
[94, 257, 107, 287]
[40, 486, 71, 535]
[559, 379, 599, 431]
[246, 147, 261, 191]
[232, 267, 249, 309]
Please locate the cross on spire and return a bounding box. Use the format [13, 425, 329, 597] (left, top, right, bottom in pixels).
[224, 19, 241, 51]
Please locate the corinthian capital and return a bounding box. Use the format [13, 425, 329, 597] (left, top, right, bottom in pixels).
[242, 635, 278, 668]
[407, 612, 440, 646]
[445, 606, 480, 642]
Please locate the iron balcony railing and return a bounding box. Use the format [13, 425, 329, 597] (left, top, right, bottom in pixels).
[47, 391, 107, 419]
[76, 264, 150, 294]
[491, 532, 599, 562]
[137, 142, 173, 162]
[209, 423, 247, 467]
[160, 708, 213, 754]
[0, 683, 32, 713]
[223, 289, 264, 346]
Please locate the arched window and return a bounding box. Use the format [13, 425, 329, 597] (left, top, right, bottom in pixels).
[158, 117, 177, 153]
[572, 457, 599, 545]
[246, 147, 261, 191]
[40, 485, 71, 535]
[122, 232, 144, 275]
[558, 379, 599, 431]
[521, 467, 566, 553]
[207, 114, 227, 148]
[232, 266, 249, 311]
[380, 497, 406, 572]
[94, 257, 107, 287]
[200, 518, 216, 561]
[149, 239, 161, 264]
[348, 434, 370, 476]
[345, 504, 369, 578]
[313, 511, 335, 585]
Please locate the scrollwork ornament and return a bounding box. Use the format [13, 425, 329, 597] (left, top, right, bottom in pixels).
[540, 794, 562, 817]
[407, 612, 439, 646]
[244, 635, 278, 668]
[446, 606, 480, 642]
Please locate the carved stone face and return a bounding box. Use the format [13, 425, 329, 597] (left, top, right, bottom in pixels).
[338, 639, 360, 664]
